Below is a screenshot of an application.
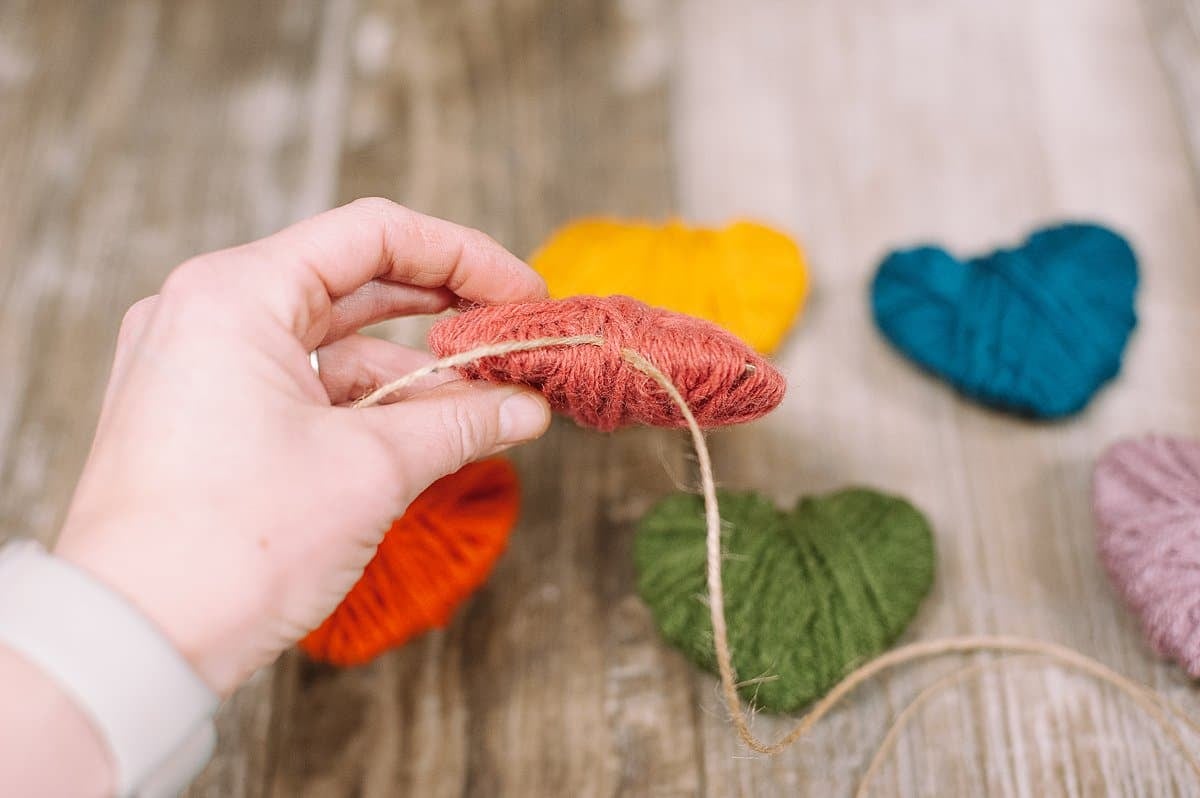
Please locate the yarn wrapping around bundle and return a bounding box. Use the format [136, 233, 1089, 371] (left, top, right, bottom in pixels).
[1093, 434, 1200, 676]
[635, 488, 935, 712]
[301, 458, 520, 666]
[871, 222, 1138, 418]
[530, 218, 809, 354]
[428, 295, 786, 431]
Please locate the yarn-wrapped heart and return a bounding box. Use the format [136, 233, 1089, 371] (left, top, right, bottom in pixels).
[1093, 435, 1200, 676]
[530, 218, 808, 354]
[300, 458, 520, 666]
[871, 223, 1138, 418]
[428, 295, 786, 432]
[634, 488, 935, 712]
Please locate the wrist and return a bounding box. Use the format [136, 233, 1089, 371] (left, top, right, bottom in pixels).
[54, 520, 266, 697]
[0, 539, 220, 796]
[0, 644, 114, 797]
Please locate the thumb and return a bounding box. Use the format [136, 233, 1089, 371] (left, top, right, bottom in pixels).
[359, 380, 551, 489]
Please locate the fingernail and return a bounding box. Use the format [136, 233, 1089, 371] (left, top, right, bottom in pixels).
[499, 391, 550, 444]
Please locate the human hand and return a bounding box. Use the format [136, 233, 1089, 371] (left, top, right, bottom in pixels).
[53, 198, 552, 696]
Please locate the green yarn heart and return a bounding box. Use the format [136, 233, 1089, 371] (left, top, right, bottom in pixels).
[634, 488, 935, 713]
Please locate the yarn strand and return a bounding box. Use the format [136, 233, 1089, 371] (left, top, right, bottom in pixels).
[358, 335, 1199, 771]
[355, 335, 604, 407]
[855, 656, 1200, 795]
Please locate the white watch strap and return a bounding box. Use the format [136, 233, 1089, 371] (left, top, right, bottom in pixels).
[0, 539, 219, 796]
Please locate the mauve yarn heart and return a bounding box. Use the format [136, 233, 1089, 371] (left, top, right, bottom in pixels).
[428, 295, 786, 431]
[1093, 435, 1200, 675]
[872, 223, 1138, 418]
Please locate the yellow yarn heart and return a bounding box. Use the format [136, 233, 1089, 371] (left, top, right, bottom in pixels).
[530, 218, 809, 354]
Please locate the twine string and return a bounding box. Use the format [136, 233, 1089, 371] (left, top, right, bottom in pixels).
[855, 656, 1200, 795]
[358, 335, 1199, 775]
[355, 335, 605, 408]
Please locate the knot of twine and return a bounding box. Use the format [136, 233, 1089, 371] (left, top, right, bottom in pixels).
[357, 331, 1199, 786]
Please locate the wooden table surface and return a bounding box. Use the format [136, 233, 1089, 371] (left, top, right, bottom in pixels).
[3, 1, 1200, 795]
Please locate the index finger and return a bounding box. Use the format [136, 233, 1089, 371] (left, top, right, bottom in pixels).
[231, 198, 547, 339]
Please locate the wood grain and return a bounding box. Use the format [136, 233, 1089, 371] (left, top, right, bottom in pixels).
[673, 0, 1200, 794]
[1143, 0, 1200, 190]
[264, 2, 698, 796]
[1, 0, 1199, 795]
[0, 2, 351, 796]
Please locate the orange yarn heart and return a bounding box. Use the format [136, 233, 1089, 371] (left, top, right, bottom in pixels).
[300, 458, 521, 666]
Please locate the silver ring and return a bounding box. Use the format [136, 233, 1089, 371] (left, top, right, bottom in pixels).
[309, 349, 320, 377]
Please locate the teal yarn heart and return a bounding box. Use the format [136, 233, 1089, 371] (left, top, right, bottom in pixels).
[871, 222, 1138, 418]
[634, 488, 935, 713]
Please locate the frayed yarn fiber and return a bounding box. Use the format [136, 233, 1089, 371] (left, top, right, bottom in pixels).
[428, 295, 786, 431]
[1093, 435, 1200, 676]
[530, 218, 809, 354]
[634, 488, 935, 712]
[871, 222, 1138, 418]
[300, 458, 520, 666]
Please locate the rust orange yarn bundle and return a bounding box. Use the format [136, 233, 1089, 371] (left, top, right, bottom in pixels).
[428, 295, 786, 431]
[300, 458, 520, 666]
